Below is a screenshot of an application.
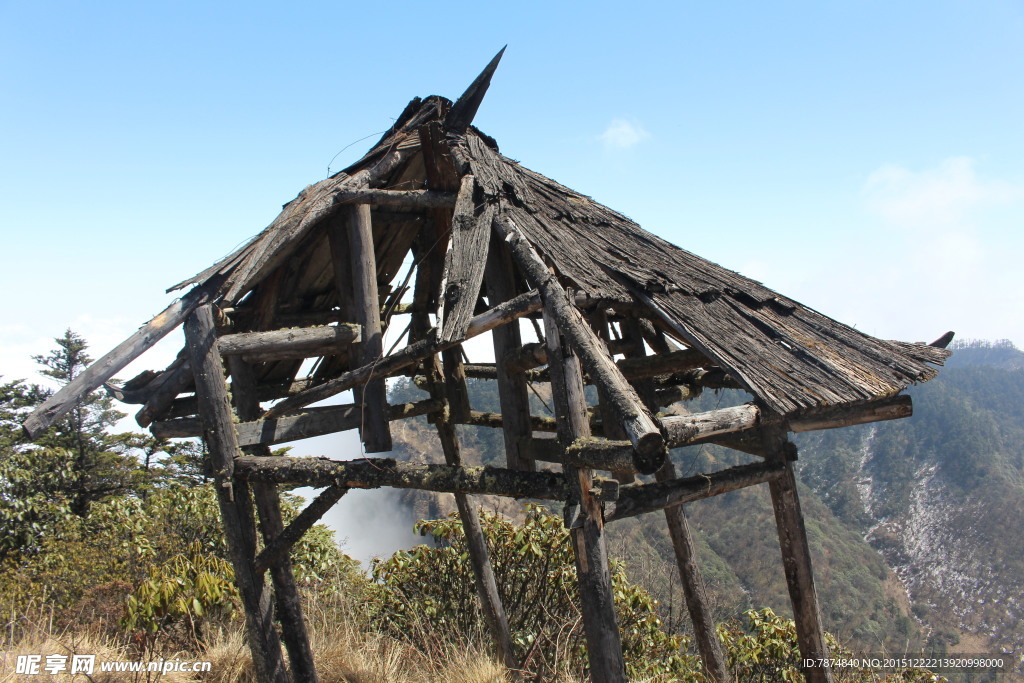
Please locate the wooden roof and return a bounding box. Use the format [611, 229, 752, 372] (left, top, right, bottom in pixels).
[166, 96, 948, 418]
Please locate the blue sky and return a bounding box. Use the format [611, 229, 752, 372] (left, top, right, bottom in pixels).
[3, 0, 1023, 384]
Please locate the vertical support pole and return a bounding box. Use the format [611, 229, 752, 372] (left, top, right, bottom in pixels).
[411, 229, 517, 673]
[346, 204, 392, 453]
[184, 305, 288, 683]
[228, 356, 319, 683]
[424, 352, 517, 672]
[484, 233, 535, 472]
[621, 319, 731, 682]
[441, 345, 472, 422]
[544, 308, 626, 683]
[763, 425, 833, 683]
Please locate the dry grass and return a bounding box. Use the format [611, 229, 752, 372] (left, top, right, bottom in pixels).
[2, 590, 511, 683]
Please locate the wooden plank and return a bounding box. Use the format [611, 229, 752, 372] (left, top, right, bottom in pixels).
[151, 398, 442, 443]
[604, 460, 785, 522]
[184, 305, 288, 683]
[228, 357, 318, 682]
[485, 232, 535, 471]
[347, 204, 391, 453]
[543, 308, 627, 683]
[261, 290, 543, 418]
[495, 215, 665, 474]
[23, 278, 220, 438]
[438, 176, 494, 343]
[233, 456, 617, 501]
[763, 426, 833, 683]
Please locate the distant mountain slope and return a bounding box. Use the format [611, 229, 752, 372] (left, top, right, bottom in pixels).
[797, 340, 1024, 661]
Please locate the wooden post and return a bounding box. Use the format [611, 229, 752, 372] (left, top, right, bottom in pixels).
[423, 351, 518, 672]
[619, 318, 731, 682]
[346, 204, 392, 453]
[184, 305, 288, 683]
[543, 309, 626, 683]
[763, 424, 833, 683]
[656, 462, 732, 682]
[484, 233, 535, 471]
[409, 229, 517, 673]
[228, 356, 318, 682]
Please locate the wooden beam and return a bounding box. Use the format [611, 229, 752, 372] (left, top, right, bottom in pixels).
[216, 324, 361, 361]
[184, 305, 288, 683]
[604, 460, 785, 522]
[151, 398, 443, 444]
[615, 347, 708, 380]
[23, 278, 220, 438]
[254, 484, 348, 575]
[330, 188, 457, 208]
[656, 459, 731, 682]
[660, 394, 913, 449]
[234, 456, 618, 501]
[134, 358, 194, 427]
[485, 232, 535, 471]
[763, 426, 833, 683]
[461, 410, 558, 434]
[261, 290, 543, 418]
[228, 357, 318, 682]
[347, 204, 391, 453]
[494, 215, 665, 474]
[420, 348, 517, 671]
[445, 46, 505, 134]
[543, 308, 627, 683]
[438, 176, 494, 343]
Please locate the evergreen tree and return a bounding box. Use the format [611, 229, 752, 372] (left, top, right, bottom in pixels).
[28, 329, 143, 515]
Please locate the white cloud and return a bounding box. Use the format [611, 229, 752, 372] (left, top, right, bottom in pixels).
[599, 118, 650, 150]
[863, 156, 1024, 230]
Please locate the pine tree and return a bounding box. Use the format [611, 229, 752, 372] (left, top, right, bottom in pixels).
[30, 329, 143, 515]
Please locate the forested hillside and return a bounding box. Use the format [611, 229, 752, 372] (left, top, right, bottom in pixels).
[797, 340, 1024, 659]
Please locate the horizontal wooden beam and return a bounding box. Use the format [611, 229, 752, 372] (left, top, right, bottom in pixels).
[217, 324, 361, 362]
[662, 393, 913, 448]
[532, 437, 634, 472]
[332, 188, 457, 208]
[605, 460, 785, 522]
[261, 290, 543, 418]
[233, 456, 619, 502]
[615, 348, 708, 380]
[504, 338, 634, 374]
[662, 404, 760, 447]
[151, 398, 442, 444]
[536, 394, 914, 473]
[462, 409, 558, 433]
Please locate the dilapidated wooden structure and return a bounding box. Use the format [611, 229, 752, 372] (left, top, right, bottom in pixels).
[24, 50, 952, 683]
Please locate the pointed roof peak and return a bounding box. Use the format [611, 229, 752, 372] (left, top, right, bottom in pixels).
[444, 46, 506, 134]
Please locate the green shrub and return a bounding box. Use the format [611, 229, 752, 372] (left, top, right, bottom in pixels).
[371, 504, 701, 681]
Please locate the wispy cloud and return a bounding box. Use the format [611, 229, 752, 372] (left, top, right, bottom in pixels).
[863, 156, 1024, 229]
[599, 118, 650, 150]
